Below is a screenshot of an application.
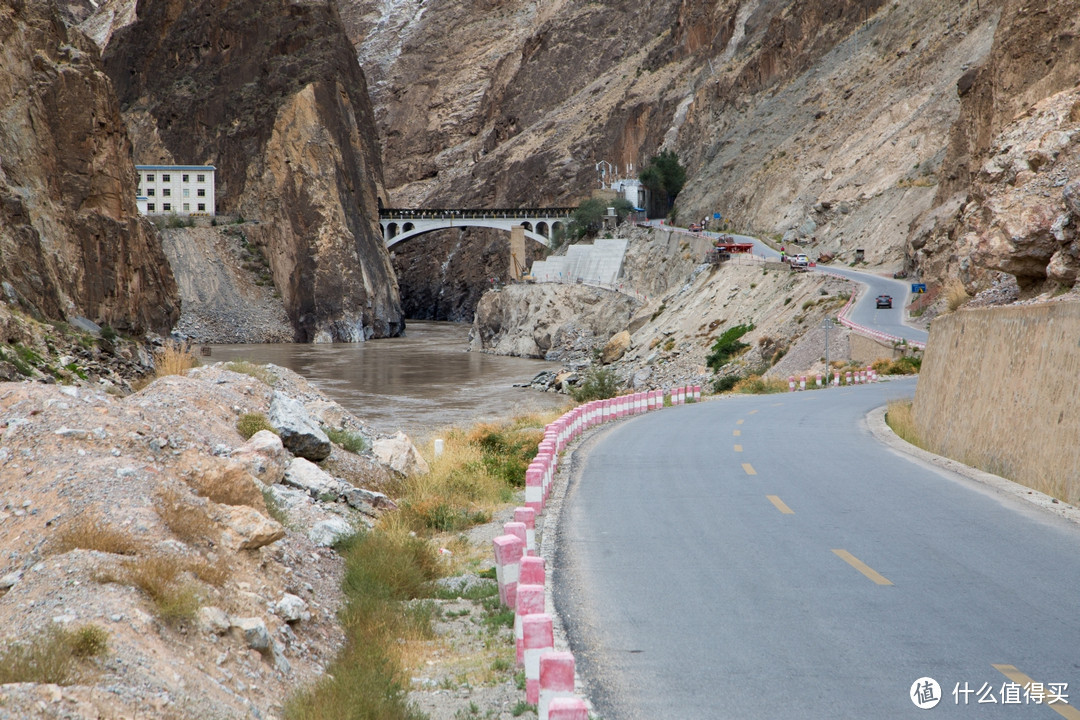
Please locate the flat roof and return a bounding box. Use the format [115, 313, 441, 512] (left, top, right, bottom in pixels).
[135, 165, 216, 171]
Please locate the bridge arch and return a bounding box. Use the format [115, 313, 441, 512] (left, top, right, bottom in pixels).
[379, 208, 576, 250]
[383, 221, 552, 248]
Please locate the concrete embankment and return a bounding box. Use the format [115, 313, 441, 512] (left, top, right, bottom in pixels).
[914, 301, 1080, 502]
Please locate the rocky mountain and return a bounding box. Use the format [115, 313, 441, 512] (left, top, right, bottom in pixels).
[100, 0, 404, 341]
[0, 0, 178, 335]
[345, 0, 1080, 314]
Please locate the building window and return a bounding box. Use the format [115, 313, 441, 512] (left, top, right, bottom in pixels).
[162, 174, 170, 182]
[146, 174, 154, 182]
[197, 188, 205, 197]
[197, 174, 205, 182]
[163, 188, 171, 197]
[183, 188, 190, 197]
[197, 203, 205, 212]
[183, 203, 190, 212]
[163, 203, 171, 212]
[182, 174, 189, 182]
[147, 203, 155, 212]
[147, 188, 155, 196]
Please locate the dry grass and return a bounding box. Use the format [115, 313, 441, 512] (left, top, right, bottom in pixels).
[0, 624, 109, 685]
[945, 279, 970, 312]
[224, 359, 278, 386]
[117, 554, 202, 624]
[237, 412, 276, 440]
[885, 400, 924, 448]
[153, 339, 199, 378]
[733, 375, 789, 394]
[52, 511, 142, 556]
[157, 488, 216, 546]
[187, 462, 266, 510]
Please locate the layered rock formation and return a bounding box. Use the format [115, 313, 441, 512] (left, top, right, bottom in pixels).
[102, 0, 403, 341]
[0, 0, 178, 335]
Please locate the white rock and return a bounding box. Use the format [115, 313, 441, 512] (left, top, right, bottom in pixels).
[283, 457, 343, 499]
[198, 606, 232, 635]
[0, 570, 22, 590]
[308, 517, 353, 547]
[268, 392, 331, 461]
[219, 505, 285, 551]
[372, 431, 430, 476]
[275, 593, 310, 623]
[232, 617, 271, 651]
[232, 430, 288, 485]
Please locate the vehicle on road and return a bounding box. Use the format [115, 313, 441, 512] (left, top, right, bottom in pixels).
[787, 253, 810, 271]
[688, 223, 702, 232]
[876, 294, 893, 308]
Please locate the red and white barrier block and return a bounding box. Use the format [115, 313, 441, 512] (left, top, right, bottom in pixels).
[520, 555, 545, 587]
[548, 698, 589, 720]
[514, 507, 536, 555]
[523, 613, 554, 704]
[514, 584, 546, 665]
[539, 651, 576, 720]
[492, 534, 524, 607]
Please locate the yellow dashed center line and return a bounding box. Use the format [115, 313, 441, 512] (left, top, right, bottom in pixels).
[832, 549, 893, 585]
[734, 444, 742, 452]
[748, 410, 759, 415]
[742, 463, 757, 476]
[992, 665, 1080, 719]
[733, 429, 741, 437]
[767, 495, 794, 514]
[736, 419, 745, 425]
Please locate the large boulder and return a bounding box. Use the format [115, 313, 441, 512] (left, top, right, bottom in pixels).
[231, 430, 289, 485]
[372, 432, 430, 476]
[218, 505, 285, 551]
[268, 392, 331, 461]
[283, 457, 342, 499]
[601, 330, 631, 364]
[308, 517, 353, 547]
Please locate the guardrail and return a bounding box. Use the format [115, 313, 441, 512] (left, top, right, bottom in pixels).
[380, 207, 576, 220]
[824, 275, 926, 350]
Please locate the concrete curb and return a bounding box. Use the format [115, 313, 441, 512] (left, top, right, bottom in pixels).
[866, 405, 1080, 526]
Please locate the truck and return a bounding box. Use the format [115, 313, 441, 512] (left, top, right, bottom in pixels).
[705, 235, 755, 264]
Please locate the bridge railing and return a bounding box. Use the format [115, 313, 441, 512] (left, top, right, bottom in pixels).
[380, 207, 576, 220]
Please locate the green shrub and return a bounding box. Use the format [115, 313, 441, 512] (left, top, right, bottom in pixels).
[225, 360, 277, 386]
[712, 374, 741, 393]
[733, 375, 789, 394]
[326, 427, 368, 454]
[237, 412, 276, 439]
[706, 323, 755, 370]
[571, 366, 620, 402]
[69, 625, 109, 658]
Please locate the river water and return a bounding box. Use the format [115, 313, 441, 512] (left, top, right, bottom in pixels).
[208, 321, 567, 441]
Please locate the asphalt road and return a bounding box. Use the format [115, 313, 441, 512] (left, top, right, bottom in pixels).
[645, 221, 928, 345]
[554, 380, 1080, 719]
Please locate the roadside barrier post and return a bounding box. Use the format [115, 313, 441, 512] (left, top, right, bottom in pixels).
[526, 466, 543, 512]
[789, 376, 795, 392]
[504, 521, 528, 556]
[520, 555, 545, 586]
[816, 374, 822, 387]
[514, 507, 537, 555]
[514, 584, 546, 665]
[493, 534, 524, 607]
[523, 613, 554, 704]
[834, 371, 840, 386]
[434, 438, 444, 457]
[846, 371, 852, 385]
[548, 698, 589, 720]
[800, 376, 806, 391]
[539, 651, 576, 720]
[694, 385, 701, 401]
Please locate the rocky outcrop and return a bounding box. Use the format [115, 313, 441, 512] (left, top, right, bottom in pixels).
[470, 284, 641, 360]
[0, 0, 178, 334]
[909, 0, 1080, 294]
[102, 0, 403, 341]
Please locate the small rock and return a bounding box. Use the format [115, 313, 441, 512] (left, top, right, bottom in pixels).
[0, 570, 22, 590]
[219, 505, 285, 551]
[232, 617, 271, 651]
[308, 518, 352, 547]
[268, 392, 331, 461]
[232, 431, 288, 485]
[275, 593, 310, 623]
[198, 606, 232, 635]
[372, 432, 430, 476]
[283, 458, 342, 499]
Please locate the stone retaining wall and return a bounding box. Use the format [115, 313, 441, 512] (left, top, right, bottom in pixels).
[913, 302, 1080, 502]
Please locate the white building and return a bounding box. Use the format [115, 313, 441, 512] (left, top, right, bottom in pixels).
[611, 178, 647, 212]
[135, 165, 216, 216]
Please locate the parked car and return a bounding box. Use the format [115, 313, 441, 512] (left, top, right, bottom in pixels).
[876, 294, 893, 308]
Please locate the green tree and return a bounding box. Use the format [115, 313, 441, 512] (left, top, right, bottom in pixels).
[567, 198, 607, 240]
[639, 150, 687, 217]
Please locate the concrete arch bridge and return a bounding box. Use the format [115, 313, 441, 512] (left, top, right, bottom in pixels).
[379, 208, 575, 248]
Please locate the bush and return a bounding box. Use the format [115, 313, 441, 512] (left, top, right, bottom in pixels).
[153, 340, 197, 378]
[225, 360, 277, 386]
[733, 375, 789, 394]
[571, 366, 620, 402]
[706, 323, 755, 370]
[327, 427, 369, 454]
[0, 625, 108, 684]
[52, 511, 141, 555]
[237, 412, 276, 439]
[69, 625, 109, 658]
[712, 374, 741, 393]
[945, 280, 969, 311]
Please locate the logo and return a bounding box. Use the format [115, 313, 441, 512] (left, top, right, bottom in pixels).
[912, 677, 942, 709]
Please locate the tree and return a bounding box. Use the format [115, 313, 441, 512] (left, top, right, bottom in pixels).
[567, 198, 607, 240]
[639, 150, 687, 218]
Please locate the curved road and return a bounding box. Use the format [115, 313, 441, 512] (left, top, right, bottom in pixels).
[555, 381, 1080, 718]
[644, 221, 928, 345]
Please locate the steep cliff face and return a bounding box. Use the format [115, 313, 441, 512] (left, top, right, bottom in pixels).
[0, 0, 178, 334]
[103, 0, 403, 341]
[909, 0, 1080, 294]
